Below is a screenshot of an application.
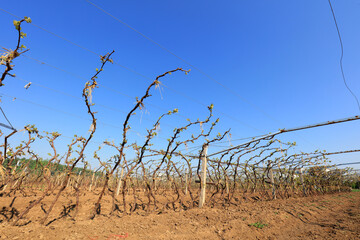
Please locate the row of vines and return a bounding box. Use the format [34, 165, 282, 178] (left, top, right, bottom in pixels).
[0, 17, 358, 226]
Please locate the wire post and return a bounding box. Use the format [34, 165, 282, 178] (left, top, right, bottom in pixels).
[89, 171, 95, 192]
[116, 165, 124, 196]
[299, 167, 306, 196]
[199, 144, 209, 208]
[300, 158, 306, 196]
[225, 175, 230, 195]
[75, 171, 82, 188]
[185, 169, 188, 195]
[269, 164, 276, 200]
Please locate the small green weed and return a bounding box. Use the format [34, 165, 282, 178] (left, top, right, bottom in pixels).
[249, 222, 268, 229]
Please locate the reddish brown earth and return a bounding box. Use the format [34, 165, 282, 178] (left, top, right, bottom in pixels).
[0, 191, 359, 240]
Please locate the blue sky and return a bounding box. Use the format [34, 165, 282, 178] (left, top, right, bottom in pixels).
[0, 0, 359, 169]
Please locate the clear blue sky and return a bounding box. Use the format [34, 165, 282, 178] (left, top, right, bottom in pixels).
[0, 0, 359, 169]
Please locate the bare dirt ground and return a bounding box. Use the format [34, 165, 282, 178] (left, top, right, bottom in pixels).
[0, 191, 359, 240]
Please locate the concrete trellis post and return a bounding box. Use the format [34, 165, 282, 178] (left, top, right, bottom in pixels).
[116, 165, 124, 196]
[269, 166, 276, 199]
[94, 175, 99, 189]
[67, 178, 71, 188]
[75, 171, 82, 188]
[154, 178, 157, 191]
[199, 144, 209, 208]
[299, 166, 306, 197]
[299, 157, 306, 196]
[225, 176, 229, 195]
[185, 169, 188, 195]
[299, 167, 305, 194]
[89, 172, 95, 191]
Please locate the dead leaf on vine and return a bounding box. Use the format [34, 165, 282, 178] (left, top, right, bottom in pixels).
[24, 82, 32, 89]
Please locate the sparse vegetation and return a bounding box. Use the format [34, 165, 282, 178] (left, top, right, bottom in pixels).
[249, 221, 268, 229]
